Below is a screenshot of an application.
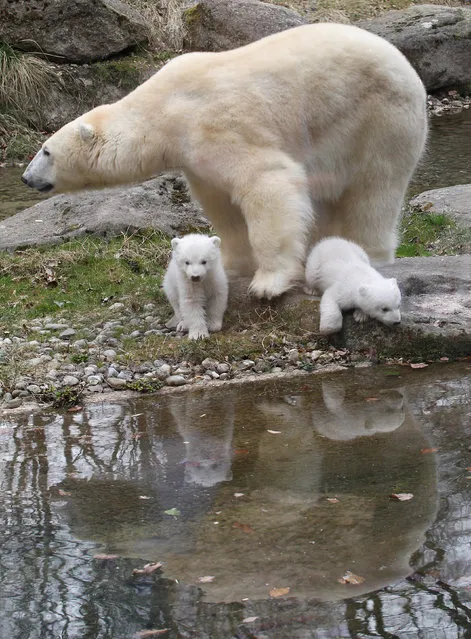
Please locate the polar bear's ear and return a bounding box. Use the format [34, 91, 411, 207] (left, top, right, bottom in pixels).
[171, 238, 180, 250]
[78, 122, 95, 142]
[388, 278, 398, 285]
[211, 236, 221, 248]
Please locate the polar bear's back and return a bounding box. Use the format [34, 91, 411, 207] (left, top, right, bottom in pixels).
[305, 237, 372, 292]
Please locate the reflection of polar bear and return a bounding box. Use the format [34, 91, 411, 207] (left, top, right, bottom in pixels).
[305, 237, 402, 334]
[22, 23, 427, 299]
[314, 380, 406, 441]
[163, 234, 228, 340]
[169, 391, 234, 487]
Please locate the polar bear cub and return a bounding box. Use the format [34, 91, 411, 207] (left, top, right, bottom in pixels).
[163, 234, 229, 340]
[305, 237, 401, 335]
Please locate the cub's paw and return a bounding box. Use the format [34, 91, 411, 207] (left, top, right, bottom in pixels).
[176, 321, 188, 333]
[319, 318, 343, 335]
[207, 319, 223, 333]
[303, 285, 319, 297]
[353, 309, 369, 323]
[188, 325, 210, 341]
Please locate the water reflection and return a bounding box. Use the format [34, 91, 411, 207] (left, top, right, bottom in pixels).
[1, 365, 471, 638]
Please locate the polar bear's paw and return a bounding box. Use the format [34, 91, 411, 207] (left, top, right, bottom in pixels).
[249, 268, 294, 300]
[319, 317, 343, 335]
[176, 321, 188, 333]
[188, 325, 210, 340]
[303, 286, 319, 297]
[353, 308, 369, 323]
[207, 319, 223, 333]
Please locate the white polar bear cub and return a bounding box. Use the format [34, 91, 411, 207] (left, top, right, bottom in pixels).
[163, 234, 228, 340]
[305, 237, 401, 335]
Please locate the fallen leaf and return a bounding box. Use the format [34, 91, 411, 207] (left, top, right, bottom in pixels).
[365, 397, 379, 402]
[234, 492, 245, 498]
[440, 357, 449, 362]
[57, 489, 71, 497]
[139, 495, 151, 500]
[164, 508, 181, 517]
[267, 430, 281, 434]
[337, 570, 365, 585]
[420, 448, 438, 455]
[132, 562, 163, 576]
[135, 630, 169, 638]
[390, 493, 414, 501]
[232, 521, 254, 533]
[198, 575, 215, 583]
[242, 616, 259, 623]
[93, 554, 119, 560]
[67, 406, 83, 413]
[410, 363, 428, 369]
[326, 497, 339, 503]
[467, 467, 471, 472]
[234, 449, 249, 454]
[269, 586, 290, 598]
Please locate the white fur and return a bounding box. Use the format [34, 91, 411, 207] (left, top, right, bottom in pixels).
[305, 237, 402, 334]
[22, 23, 427, 299]
[163, 234, 228, 340]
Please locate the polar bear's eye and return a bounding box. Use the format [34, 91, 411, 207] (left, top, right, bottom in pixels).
[201, 260, 207, 265]
[381, 307, 390, 313]
[43, 148, 50, 157]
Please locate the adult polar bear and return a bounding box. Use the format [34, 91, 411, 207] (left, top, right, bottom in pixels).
[21, 23, 427, 299]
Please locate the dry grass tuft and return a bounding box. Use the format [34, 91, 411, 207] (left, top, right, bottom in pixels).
[126, 0, 185, 51]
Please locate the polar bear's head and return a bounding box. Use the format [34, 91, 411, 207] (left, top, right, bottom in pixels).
[359, 278, 401, 326]
[171, 234, 221, 282]
[21, 105, 149, 193]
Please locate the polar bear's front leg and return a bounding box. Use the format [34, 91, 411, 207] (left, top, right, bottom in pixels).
[234, 157, 313, 299]
[180, 297, 209, 340]
[319, 287, 344, 335]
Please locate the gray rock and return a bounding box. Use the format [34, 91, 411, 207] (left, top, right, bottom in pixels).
[106, 377, 128, 389]
[410, 185, 471, 229]
[87, 384, 104, 393]
[87, 375, 103, 385]
[201, 358, 219, 371]
[62, 375, 80, 387]
[0, 0, 148, 64]
[103, 349, 117, 362]
[240, 359, 255, 370]
[118, 370, 134, 381]
[357, 5, 471, 91]
[83, 365, 99, 375]
[166, 375, 187, 386]
[216, 362, 230, 374]
[72, 339, 89, 349]
[287, 348, 300, 363]
[109, 302, 125, 311]
[156, 364, 172, 380]
[45, 323, 67, 331]
[60, 328, 76, 339]
[184, 0, 306, 52]
[107, 367, 119, 378]
[26, 385, 41, 394]
[5, 398, 22, 408]
[0, 175, 209, 252]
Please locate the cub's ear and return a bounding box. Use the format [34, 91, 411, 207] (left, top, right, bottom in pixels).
[78, 122, 95, 141]
[171, 238, 180, 250]
[211, 236, 221, 248]
[389, 277, 398, 285]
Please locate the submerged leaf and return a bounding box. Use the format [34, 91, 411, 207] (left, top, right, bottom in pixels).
[420, 448, 438, 455]
[269, 586, 290, 598]
[198, 575, 215, 583]
[232, 521, 254, 533]
[242, 616, 259, 623]
[132, 562, 163, 576]
[390, 493, 414, 501]
[164, 508, 181, 517]
[93, 554, 119, 560]
[337, 570, 365, 585]
[410, 363, 428, 369]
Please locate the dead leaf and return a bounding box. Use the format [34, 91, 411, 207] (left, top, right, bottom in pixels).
[57, 489, 71, 497]
[67, 406, 83, 413]
[440, 357, 449, 362]
[242, 617, 258, 623]
[135, 631, 169, 638]
[132, 562, 163, 576]
[326, 497, 339, 503]
[234, 492, 245, 498]
[365, 397, 379, 402]
[198, 575, 215, 583]
[338, 570, 365, 585]
[93, 554, 119, 560]
[269, 586, 290, 598]
[390, 493, 414, 501]
[420, 448, 438, 455]
[410, 363, 428, 369]
[267, 430, 281, 434]
[139, 495, 151, 500]
[232, 521, 254, 533]
[420, 202, 434, 212]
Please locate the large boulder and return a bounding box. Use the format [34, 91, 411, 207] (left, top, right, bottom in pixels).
[0, 0, 149, 63]
[357, 5, 471, 91]
[410, 185, 471, 229]
[183, 0, 306, 51]
[0, 175, 209, 252]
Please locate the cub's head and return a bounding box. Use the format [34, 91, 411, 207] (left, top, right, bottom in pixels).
[171, 234, 221, 282]
[21, 105, 135, 194]
[359, 278, 402, 326]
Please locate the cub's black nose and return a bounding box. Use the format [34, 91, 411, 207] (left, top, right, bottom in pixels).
[191, 275, 201, 282]
[21, 175, 28, 185]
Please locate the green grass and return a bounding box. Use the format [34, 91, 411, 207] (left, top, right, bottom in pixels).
[0, 230, 171, 328]
[397, 208, 471, 257]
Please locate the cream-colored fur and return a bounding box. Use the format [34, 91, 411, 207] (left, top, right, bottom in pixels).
[22, 23, 428, 299]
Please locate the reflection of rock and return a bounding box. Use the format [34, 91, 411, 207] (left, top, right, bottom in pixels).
[169, 390, 235, 487]
[314, 379, 406, 441]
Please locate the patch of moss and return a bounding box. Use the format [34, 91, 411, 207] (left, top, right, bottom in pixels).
[397, 208, 470, 257]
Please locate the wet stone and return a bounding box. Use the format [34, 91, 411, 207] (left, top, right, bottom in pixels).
[107, 377, 128, 389]
[5, 398, 22, 408]
[62, 375, 80, 387]
[166, 375, 187, 387]
[26, 385, 41, 394]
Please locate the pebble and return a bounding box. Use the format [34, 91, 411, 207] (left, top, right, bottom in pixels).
[103, 349, 117, 362]
[62, 375, 80, 387]
[156, 364, 171, 380]
[166, 375, 187, 387]
[87, 375, 102, 385]
[288, 349, 300, 363]
[26, 385, 41, 394]
[107, 377, 128, 389]
[216, 363, 230, 374]
[5, 398, 22, 408]
[60, 328, 76, 339]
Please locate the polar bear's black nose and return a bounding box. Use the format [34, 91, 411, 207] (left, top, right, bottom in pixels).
[191, 275, 201, 282]
[21, 175, 28, 185]
[393, 320, 401, 325]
